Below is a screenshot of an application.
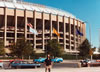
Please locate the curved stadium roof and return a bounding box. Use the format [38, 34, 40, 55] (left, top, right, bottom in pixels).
[0, 1, 76, 18]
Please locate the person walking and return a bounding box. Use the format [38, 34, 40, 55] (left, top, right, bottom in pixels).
[44, 54, 53, 72]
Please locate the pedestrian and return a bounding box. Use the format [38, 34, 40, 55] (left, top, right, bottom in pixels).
[44, 54, 53, 72]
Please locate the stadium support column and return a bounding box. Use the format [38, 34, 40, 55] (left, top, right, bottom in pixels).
[80, 22, 82, 43]
[57, 15, 59, 42]
[68, 17, 71, 51]
[14, 9, 17, 43]
[77, 20, 79, 47]
[79, 21, 81, 44]
[83, 23, 86, 40]
[73, 18, 76, 51]
[63, 16, 66, 50]
[50, 13, 52, 40]
[24, 9, 27, 41]
[33, 11, 36, 50]
[81, 22, 84, 42]
[4, 7, 7, 46]
[85, 24, 86, 39]
[42, 12, 45, 50]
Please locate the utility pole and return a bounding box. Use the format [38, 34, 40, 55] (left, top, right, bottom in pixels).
[89, 23, 92, 60]
[84, 21, 92, 60]
[99, 29, 100, 49]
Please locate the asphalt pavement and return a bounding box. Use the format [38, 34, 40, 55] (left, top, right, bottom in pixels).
[0, 67, 100, 72]
[0, 60, 100, 72]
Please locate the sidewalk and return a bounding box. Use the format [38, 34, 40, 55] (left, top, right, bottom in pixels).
[0, 67, 100, 72]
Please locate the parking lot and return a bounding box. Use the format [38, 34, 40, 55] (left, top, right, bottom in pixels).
[0, 60, 100, 72]
[0, 67, 100, 72]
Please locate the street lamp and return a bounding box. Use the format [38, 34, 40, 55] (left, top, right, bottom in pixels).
[98, 29, 100, 48]
[83, 21, 92, 60]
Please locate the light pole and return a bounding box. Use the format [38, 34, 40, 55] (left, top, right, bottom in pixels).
[88, 22, 92, 60]
[98, 29, 100, 50]
[84, 21, 92, 60]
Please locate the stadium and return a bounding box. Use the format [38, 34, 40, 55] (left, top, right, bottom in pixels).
[0, 0, 86, 54]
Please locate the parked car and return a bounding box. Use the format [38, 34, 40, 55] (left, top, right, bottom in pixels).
[80, 59, 100, 67]
[34, 57, 63, 63]
[9, 59, 23, 63]
[0, 60, 3, 69]
[34, 58, 46, 63]
[10, 60, 41, 69]
[80, 59, 90, 67]
[52, 57, 63, 63]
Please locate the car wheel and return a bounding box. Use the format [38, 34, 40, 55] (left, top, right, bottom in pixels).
[57, 61, 61, 63]
[16, 66, 20, 69]
[37, 66, 40, 68]
[34, 62, 38, 63]
[34, 66, 37, 68]
[0, 66, 2, 69]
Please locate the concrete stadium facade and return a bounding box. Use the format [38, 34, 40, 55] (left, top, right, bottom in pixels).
[0, 0, 86, 53]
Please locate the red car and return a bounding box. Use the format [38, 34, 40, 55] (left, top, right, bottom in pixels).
[9, 59, 23, 63]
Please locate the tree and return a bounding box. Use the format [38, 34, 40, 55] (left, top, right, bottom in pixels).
[46, 40, 64, 57]
[78, 39, 91, 59]
[89, 47, 96, 56]
[0, 39, 5, 55]
[10, 39, 35, 58]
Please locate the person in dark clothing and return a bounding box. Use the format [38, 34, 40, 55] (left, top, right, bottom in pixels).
[44, 54, 53, 72]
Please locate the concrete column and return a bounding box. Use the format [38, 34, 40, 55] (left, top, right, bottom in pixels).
[63, 16, 66, 50]
[77, 20, 79, 47]
[24, 10, 27, 40]
[80, 21, 82, 43]
[14, 9, 17, 43]
[81, 23, 83, 42]
[57, 15, 59, 42]
[42, 12, 45, 50]
[50, 13, 52, 40]
[79, 21, 81, 44]
[68, 17, 71, 51]
[83, 23, 86, 40]
[85, 24, 86, 38]
[4, 7, 7, 46]
[73, 19, 76, 51]
[33, 11, 36, 50]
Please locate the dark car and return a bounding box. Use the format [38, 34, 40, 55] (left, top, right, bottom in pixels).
[10, 60, 41, 69]
[80, 59, 90, 67]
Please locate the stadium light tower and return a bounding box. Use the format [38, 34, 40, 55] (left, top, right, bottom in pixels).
[83, 21, 92, 60]
[99, 29, 100, 49]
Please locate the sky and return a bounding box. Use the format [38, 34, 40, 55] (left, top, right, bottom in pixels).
[24, 0, 100, 48]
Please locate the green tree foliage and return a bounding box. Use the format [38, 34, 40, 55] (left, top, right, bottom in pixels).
[89, 47, 96, 56]
[0, 39, 5, 55]
[46, 40, 63, 57]
[78, 39, 91, 59]
[92, 47, 96, 52]
[10, 39, 35, 58]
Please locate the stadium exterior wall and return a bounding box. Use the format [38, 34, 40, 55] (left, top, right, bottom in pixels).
[0, 1, 86, 54]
